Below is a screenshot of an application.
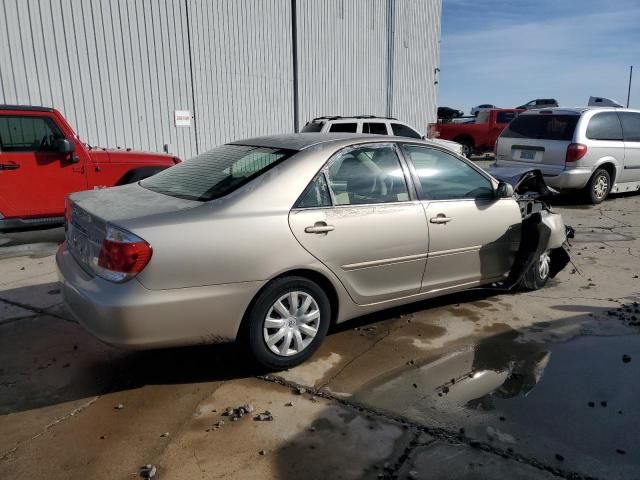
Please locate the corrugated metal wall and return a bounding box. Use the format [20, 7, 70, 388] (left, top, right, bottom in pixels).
[0, 0, 440, 158]
[296, 0, 389, 127]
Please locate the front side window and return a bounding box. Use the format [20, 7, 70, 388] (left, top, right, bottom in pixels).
[390, 123, 422, 139]
[329, 122, 357, 133]
[620, 112, 640, 142]
[0, 115, 64, 152]
[403, 145, 494, 200]
[141, 144, 294, 201]
[586, 112, 623, 141]
[326, 145, 409, 205]
[362, 122, 388, 135]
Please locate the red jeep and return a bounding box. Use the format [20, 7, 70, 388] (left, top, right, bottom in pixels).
[0, 105, 180, 232]
[430, 108, 523, 157]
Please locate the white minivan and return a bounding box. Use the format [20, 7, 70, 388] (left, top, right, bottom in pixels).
[494, 107, 640, 204]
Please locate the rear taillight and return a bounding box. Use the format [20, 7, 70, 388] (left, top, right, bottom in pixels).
[566, 143, 588, 163]
[64, 197, 73, 232]
[95, 226, 152, 282]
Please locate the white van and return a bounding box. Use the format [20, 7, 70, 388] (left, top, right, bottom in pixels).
[494, 107, 640, 204]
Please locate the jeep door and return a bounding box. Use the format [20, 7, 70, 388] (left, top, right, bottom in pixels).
[0, 113, 87, 218]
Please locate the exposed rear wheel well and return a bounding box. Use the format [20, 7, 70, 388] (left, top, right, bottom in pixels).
[240, 269, 340, 338]
[597, 162, 616, 183]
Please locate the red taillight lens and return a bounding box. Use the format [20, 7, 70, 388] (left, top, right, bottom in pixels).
[96, 226, 152, 282]
[566, 143, 588, 163]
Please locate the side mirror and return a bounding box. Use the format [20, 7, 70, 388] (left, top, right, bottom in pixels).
[496, 181, 514, 198]
[53, 138, 75, 154]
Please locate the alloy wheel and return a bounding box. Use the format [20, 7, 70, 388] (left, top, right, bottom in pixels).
[263, 291, 320, 356]
[593, 174, 608, 201]
[539, 251, 551, 280]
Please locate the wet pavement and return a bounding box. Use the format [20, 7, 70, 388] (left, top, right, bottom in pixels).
[1, 192, 640, 479]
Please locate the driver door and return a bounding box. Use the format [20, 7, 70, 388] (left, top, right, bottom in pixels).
[0, 114, 86, 218]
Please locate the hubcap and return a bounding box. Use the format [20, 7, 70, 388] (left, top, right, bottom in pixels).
[593, 174, 608, 200]
[539, 251, 551, 280]
[263, 291, 320, 357]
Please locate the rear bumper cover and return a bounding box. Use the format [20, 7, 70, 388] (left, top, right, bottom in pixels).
[491, 162, 592, 190]
[56, 244, 264, 348]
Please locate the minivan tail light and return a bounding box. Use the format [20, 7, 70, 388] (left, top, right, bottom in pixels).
[96, 226, 152, 282]
[566, 143, 587, 163]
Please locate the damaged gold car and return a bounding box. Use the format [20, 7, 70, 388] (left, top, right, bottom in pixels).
[57, 134, 570, 369]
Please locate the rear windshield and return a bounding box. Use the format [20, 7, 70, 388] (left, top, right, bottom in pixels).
[141, 144, 295, 201]
[301, 121, 324, 132]
[501, 114, 579, 141]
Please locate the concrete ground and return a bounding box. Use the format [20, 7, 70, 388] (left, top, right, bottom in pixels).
[1, 188, 640, 480]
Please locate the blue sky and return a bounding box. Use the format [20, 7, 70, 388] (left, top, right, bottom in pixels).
[439, 0, 640, 113]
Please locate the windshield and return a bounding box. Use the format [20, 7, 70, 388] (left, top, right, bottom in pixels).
[501, 114, 579, 141]
[141, 144, 295, 201]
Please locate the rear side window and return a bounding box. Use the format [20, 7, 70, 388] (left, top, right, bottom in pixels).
[496, 111, 517, 124]
[619, 112, 640, 142]
[586, 112, 623, 141]
[301, 121, 325, 133]
[0, 115, 64, 152]
[362, 122, 388, 135]
[390, 123, 422, 138]
[329, 123, 357, 133]
[296, 174, 332, 208]
[502, 114, 579, 141]
[141, 144, 295, 201]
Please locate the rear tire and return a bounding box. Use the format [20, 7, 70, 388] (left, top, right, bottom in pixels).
[243, 276, 331, 371]
[584, 168, 610, 204]
[520, 251, 551, 290]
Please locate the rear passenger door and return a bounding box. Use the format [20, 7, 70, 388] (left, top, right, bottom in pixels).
[400, 144, 521, 291]
[362, 122, 390, 135]
[328, 122, 358, 133]
[619, 112, 640, 179]
[585, 112, 628, 181]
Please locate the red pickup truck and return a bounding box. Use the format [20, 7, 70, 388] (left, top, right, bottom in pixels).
[0, 105, 179, 232]
[430, 109, 523, 157]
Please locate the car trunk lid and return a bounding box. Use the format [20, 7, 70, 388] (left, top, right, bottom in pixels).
[65, 183, 200, 275]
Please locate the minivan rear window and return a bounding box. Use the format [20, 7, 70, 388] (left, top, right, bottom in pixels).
[141, 145, 295, 201]
[501, 114, 579, 141]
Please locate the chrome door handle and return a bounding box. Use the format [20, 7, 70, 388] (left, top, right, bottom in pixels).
[305, 222, 335, 234]
[430, 214, 452, 224]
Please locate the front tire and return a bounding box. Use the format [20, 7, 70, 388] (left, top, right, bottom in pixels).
[585, 168, 610, 204]
[520, 251, 551, 290]
[243, 276, 331, 370]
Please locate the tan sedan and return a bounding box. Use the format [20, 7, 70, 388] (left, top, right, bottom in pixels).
[57, 134, 569, 369]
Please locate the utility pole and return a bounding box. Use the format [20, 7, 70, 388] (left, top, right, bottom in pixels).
[627, 66, 633, 108]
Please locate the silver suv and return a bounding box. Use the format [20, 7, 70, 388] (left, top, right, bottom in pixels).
[494, 107, 640, 204]
[301, 115, 464, 156]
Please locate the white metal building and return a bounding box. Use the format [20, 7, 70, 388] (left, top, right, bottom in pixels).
[0, 0, 441, 159]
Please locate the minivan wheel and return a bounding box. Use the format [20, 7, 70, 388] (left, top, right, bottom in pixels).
[520, 250, 551, 290]
[585, 168, 610, 204]
[244, 276, 331, 370]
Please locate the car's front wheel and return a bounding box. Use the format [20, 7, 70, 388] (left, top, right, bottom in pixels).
[520, 250, 551, 290]
[244, 276, 331, 370]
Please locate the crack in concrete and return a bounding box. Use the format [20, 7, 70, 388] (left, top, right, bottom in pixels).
[0, 297, 75, 324]
[258, 375, 598, 480]
[0, 396, 99, 462]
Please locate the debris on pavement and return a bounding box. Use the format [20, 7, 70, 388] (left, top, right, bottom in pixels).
[295, 387, 306, 395]
[139, 464, 157, 478]
[622, 354, 632, 363]
[160, 432, 169, 438]
[115, 404, 124, 410]
[254, 410, 274, 421]
[555, 454, 564, 462]
[259, 450, 266, 456]
[285, 401, 294, 407]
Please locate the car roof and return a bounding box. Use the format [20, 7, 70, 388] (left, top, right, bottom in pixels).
[0, 104, 55, 112]
[520, 107, 640, 115]
[229, 133, 453, 152]
[309, 115, 397, 121]
[230, 133, 388, 151]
